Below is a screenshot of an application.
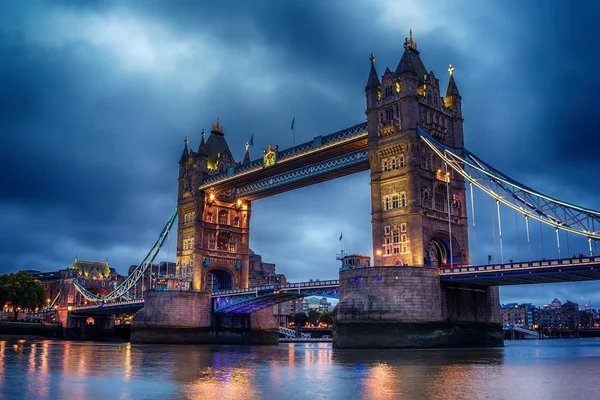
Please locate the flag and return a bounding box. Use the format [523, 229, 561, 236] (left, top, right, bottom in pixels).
[339, 231, 343, 241]
[290, 116, 295, 130]
[249, 134, 254, 147]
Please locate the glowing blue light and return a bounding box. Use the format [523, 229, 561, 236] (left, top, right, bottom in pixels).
[377, 275, 382, 281]
[169, 296, 173, 300]
[354, 277, 359, 283]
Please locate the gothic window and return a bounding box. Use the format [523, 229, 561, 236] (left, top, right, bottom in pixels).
[435, 186, 447, 213]
[208, 234, 216, 250]
[384, 197, 390, 211]
[229, 242, 236, 253]
[218, 210, 228, 225]
[392, 230, 399, 243]
[433, 156, 442, 172]
[420, 155, 428, 170]
[386, 247, 391, 255]
[382, 160, 389, 172]
[384, 85, 393, 97]
[399, 154, 405, 168]
[217, 232, 230, 251]
[233, 217, 240, 227]
[392, 195, 399, 209]
[380, 112, 384, 123]
[393, 247, 400, 254]
[400, 192, 407, 207]
[401, 243, 408, 253]
[400, 223, 407, 233]
[391, 158, 397, 170]
[401, 234, 407, 243]
[385, 237, 391, 245]
[385, 108, 394, 121]
[384, 226, 391, 235]
[206, 212, 214, 223]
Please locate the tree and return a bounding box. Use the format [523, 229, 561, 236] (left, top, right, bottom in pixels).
[307, 310, 320, 326]
[293, 312, 308, 327]
[319, 311, 332, 326]
[2, 272, 47, 321]
[0, 274, 8, 313]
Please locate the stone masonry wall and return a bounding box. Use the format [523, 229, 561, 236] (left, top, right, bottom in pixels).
[334, 266, 443, 323]
[132, 290, 212, 328]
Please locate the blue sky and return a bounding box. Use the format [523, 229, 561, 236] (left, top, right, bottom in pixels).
[1, 0, 599, 307]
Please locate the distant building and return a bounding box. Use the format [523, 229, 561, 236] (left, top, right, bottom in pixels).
[249, 249, 286, 287]
[538, 299, 580, 330]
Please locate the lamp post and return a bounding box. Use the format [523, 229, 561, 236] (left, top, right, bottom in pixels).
[376, 250, 382, 267]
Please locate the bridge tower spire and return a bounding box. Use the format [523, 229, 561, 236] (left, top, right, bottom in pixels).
[366, 30, 469, 267]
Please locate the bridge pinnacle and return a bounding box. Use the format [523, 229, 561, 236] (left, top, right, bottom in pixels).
[448, 64, 454, 76]
[370, 53, 376, 64]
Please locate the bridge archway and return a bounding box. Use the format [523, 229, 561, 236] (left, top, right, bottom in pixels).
[425, 232, 463, 268]
[85, 317, 95, 325]
[206, 268, 234, 292]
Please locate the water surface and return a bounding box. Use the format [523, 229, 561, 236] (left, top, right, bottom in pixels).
[1, 338, 599, 399]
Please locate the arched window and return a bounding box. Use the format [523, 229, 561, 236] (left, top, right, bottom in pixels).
[392, 195, 399, 209]
[400, 192, 407, 207]
[391, 158, 397, 170]
[384, 197, 391, 211]
[399, 154, 405, 168]
[218, 210, 228, 225]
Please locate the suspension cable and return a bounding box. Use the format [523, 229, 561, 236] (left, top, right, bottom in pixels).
[469, 181, 478, 265]
[555, 228, 561, 259]
[525, 215, 531, 260]
[497, 200, 504, 264]
[540, 220, 545, 259]
[514, 209, 520, 261]
[490, 190, 497, 263]
[589, 237, 593, 257]
[445, 161, 453, 267]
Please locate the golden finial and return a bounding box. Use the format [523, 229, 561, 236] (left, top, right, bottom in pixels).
[405, 29, 418, 51]
[211, 118, 224, 134]
[245, 142, 249, 152]
[184, 136, 189, 147]
[448, 64, 454, 76]
[370, 53, 376, 64]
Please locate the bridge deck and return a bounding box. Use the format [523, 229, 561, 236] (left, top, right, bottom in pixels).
[70, 300, 144, 316]
[440, 256, 600, 286]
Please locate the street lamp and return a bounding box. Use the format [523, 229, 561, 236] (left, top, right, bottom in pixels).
[376, 250, 382, 267]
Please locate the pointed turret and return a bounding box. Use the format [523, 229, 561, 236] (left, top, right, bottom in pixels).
[197, 129, 208, 157]
[242, 142, 251, 164]
[205, 118, 236, 170]
[395, 30, 427, 84]
[365, 53, 380, 92]
[179, 137, 189, 164]
[445, 64, 461, 98]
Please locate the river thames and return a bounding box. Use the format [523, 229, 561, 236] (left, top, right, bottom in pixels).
[1, 338, 599, 399]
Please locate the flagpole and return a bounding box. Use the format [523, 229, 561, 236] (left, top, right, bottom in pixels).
[293, 120, 296, 146]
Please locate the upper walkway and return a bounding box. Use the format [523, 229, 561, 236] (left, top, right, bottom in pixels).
[70, 299, 145, 316]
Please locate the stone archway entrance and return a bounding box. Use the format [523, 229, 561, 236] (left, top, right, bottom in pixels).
[425, 233, 462, 268]
[206, 269, 233, 292]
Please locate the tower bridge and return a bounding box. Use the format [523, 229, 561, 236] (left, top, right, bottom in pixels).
[62, 31, 600, 348]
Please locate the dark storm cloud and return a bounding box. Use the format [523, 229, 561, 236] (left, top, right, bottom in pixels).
[1, 0, 599, 306]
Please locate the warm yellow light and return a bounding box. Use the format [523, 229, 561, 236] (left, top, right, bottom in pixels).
[47, 299, 51, 303]
[376, 250, 382, 256]
[237, 199, 242, 207]
[209, 193, 215, 202]
[395, 82, 401, 93]
[67, 306, 73, 311]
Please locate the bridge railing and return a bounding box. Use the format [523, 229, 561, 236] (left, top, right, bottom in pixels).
[213, 280, 339, 296]
[440, 256, 600, 275]
[70, 299, 144, 311]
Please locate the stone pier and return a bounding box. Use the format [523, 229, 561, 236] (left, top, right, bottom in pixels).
[131, 290, 278, 344]
[333, 266, 503, 348]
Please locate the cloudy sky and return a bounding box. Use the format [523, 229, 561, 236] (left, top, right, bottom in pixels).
[1, 0, 599, 307]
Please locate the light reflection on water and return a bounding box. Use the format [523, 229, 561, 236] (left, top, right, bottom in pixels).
[0, 339, 599, 399]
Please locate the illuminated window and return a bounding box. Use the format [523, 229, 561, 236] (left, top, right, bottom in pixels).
[392, 195, 399, 209]
[384, 226, 391, 235]
[393, 231, 399, 243]
[229, 242, 236, 253]
[218, 210, 228, 225]
[399, 154, 405, 168]
[400, 192, 407, 207]
[385, 108, 394, 120]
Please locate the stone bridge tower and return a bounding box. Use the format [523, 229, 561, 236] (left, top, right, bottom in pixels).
[366, 30, 469, 268]
[177, 119, 250, 292]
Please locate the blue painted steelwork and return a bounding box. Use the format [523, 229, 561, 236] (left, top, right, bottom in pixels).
[73, 209, 178, 302]
[199, 123, 367, 189]
[417, 126, 600, 240]
[70, 299, 145, 315]
[440, 256, 600, 285]
[235, 149, 368, 198]
[212, 280, 339, 314]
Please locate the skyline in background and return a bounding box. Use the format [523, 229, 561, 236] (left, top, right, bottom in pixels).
[1, 1, 600, 307]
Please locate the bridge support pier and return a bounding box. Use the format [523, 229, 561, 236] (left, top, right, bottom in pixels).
[332, 266, 503, 348]
[131, 290, 277, 344]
